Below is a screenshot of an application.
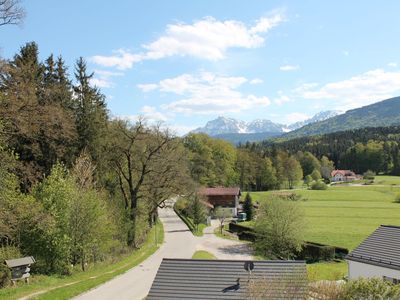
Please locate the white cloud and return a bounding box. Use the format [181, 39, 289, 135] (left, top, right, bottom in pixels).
[89, 69, 123, 88]
[137, 83, 158, 92]
[342, 50, 350, 56]
[274, 92, 291, 105]
[284, 112, 309, 124]
[90, 78, 114, 88]
[249, 78, 263, 84]
[140, 105, 169, 122]
[280, 64, 299, 71]
[140, 72, 271, 115]
[295, 69, 400, 110]
[90, 50, 143, 70]
[90, 13, 284, 69]
[388, 62, 398, 67]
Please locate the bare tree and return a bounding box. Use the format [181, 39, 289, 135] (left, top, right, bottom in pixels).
[107, 119, 191, 246]
[0, 0, 25, 27]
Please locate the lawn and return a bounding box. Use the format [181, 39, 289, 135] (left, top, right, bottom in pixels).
[374, 175, 400, 185]
[192, 250, 217, 259]
[250, 183, 400, 250]
[0, 222, 164, 300]
[307, 261, 347, 281]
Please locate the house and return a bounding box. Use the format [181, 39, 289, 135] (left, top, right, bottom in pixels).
[147, 258, 307, 300]
[331, 170, 357, 182]
[198, 187, 241, 216]
[346, 225, 400, 283]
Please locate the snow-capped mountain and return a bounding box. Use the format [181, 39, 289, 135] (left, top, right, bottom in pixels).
[191, 111, 342, 136]
[287, 110, 342, 131]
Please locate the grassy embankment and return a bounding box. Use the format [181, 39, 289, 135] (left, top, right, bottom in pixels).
[0, 222, 164, 300]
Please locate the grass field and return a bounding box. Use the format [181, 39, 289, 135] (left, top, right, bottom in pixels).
[0, 222, 164, 300]
[192, 250, 217, 259]
[250, 178, 400, 250]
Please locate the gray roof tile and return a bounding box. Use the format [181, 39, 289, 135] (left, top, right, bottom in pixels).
[346, 225, 400, 270]
[147, 259, 307, 300]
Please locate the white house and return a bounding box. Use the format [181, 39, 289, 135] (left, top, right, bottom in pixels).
[331, 170, 357, 182]
[346, 225, 400, 284]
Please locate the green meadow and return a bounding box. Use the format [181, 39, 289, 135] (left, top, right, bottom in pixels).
[250, 176, 400, 250]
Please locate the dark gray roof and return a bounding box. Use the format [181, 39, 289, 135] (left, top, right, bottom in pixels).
[147, 259, 307, 300]
[346, 225, 400, 270]
[5, 256, 35, 268]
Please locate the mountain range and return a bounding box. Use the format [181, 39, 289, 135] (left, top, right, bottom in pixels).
[192, 111, 340, 136]
[191, 96, 400, 144]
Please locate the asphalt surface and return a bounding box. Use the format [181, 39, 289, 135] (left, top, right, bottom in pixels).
[74, 205, 252, 300]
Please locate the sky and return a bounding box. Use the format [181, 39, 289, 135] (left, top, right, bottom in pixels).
[2, 0, 400, 135]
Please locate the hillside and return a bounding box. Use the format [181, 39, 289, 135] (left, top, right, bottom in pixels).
[284, 97, 400, 138]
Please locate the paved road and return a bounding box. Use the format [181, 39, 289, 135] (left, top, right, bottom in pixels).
[74, 205, 252, 300]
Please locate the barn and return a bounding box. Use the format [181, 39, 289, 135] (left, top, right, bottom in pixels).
[198, 187, 241, 216]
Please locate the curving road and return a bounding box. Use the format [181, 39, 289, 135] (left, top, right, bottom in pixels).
[74, 203, 252, 300]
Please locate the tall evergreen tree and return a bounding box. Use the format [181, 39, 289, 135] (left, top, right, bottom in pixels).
[243, 192, 254, 221]
[73, 57, 108, 162]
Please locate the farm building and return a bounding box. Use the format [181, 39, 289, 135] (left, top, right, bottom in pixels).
[331, 170, 358, 182]
[147, 258, 307, 299]
[346, 225, 400, 283]
[198, 187, 241, 216]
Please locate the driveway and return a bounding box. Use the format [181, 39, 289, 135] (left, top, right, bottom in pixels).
[74, 205, 253, 300]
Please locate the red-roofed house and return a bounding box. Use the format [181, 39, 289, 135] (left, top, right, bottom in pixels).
[198, 187, 241, 216]
[331, 170, 357, 182]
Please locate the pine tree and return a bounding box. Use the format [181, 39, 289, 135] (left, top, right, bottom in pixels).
[191, 195, 206, 231]
[73, 57, 108, 162]
[243, 192, 254, 221]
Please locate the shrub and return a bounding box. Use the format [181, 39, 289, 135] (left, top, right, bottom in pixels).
[310, 181, 328, 190]
[343, 277, 400, 299]
[363, 170, 376, 180]
[0, 263, 11, 288]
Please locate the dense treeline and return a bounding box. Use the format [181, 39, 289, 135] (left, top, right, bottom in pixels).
[244, 126, 400, 175]
[0, 42, 189, 277]
[183, 133, 331, 190]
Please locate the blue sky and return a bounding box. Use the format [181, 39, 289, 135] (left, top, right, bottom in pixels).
[2, 1, 400, 134]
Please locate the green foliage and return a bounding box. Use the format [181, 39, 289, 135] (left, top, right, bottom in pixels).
[190, 195, 206, 230]
[343, 277, 400, 299]
[363, 169, 376, 180]
[276, 152, 303, 189]
[184, 133, 237, 187]
[243, 193, 254, 221]
[298, 151, 321, 176]
[254, 197, 306, 259]
[304, 175, 313, 186]
[0, 263, 10, 288]
[311, 169, 322, 181]
[310, 181, 328, 190]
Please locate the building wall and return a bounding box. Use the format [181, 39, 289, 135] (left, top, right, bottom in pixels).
[207, 195, 238, 216]
[348, 260, 400, 280]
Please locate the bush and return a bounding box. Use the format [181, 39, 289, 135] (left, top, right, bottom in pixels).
[0, 263, 11, 288]
[310, 181, 328, 190]
[363, 170, 376, 180]
[343, 277, 400, 299]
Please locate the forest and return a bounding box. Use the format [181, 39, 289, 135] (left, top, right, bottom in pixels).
[0, 42, 190, 277]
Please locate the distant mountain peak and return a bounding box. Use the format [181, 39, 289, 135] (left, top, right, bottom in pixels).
[191, 110, 341, 136]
